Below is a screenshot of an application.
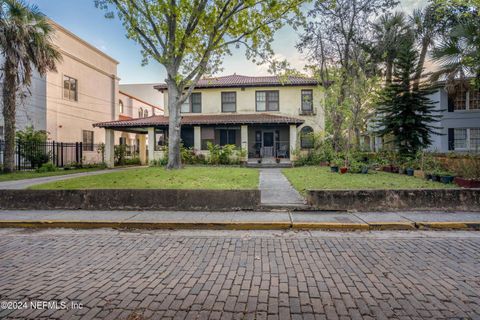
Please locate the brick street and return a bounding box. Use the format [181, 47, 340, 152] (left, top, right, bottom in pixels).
[0, 229, 479, 319]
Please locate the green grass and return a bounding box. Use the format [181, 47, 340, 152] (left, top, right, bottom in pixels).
[0, 168, 101, 182]
[283, 166, 455, 195]
[30, 166, 259, 190]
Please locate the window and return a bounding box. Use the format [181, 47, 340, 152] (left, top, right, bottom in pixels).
[63, 75, 78, 101]
[82, 130, 94, 151]
[452, 88, 467, 110]
[300, 126, 314, 149]
[119, 137, 127, 145]
[181, 93, 202, 113]
[469, 89, 480, 110]
[221, 92, 236, 112]
[201, 127, 215, 150]
[219, 129, 237, 146]
[470, 128, 480, 151]
[256, 91, 279, 111]
[138, 108, 143, 118]
[454, 128, 467, 149]
[301, 90, 313, 111]
[119, 100, 124, 114]
[144, 109, 149, 117]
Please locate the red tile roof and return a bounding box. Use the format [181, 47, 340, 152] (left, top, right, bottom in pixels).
[154, 74, 319, 90]
[94, 113, 304, 129]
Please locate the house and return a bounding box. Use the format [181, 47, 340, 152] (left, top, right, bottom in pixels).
[94, 74, 324, 167]
[119, 83, 164, 110]
[365, 80, 480, 153]
[0, 20, 119, 163]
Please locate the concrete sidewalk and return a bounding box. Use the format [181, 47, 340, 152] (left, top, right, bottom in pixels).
[0, 210, 479, 230]
[259, 168, 305, 206]
[0, 166, 143, 189]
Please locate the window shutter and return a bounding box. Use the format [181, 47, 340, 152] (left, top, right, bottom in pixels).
[448, 128, 454, 150]
[447, 96, 454, 112]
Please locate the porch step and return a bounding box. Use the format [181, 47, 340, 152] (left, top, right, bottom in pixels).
[246, 162, 293, 168]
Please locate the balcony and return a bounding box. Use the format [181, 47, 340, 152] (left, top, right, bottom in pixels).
[299, 107, 316, 116]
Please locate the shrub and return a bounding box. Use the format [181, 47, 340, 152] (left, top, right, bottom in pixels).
[449, 154, 480, 179]
[36, 162, 57, 173]
[348, 160, 364, 174]
[114, 145, 127, 165]
[16, 126, 50, 168]
[124, 158, 141, 166]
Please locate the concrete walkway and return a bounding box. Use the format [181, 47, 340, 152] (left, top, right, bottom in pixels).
[0, 210, 479, 230]
[0, 166, 142, 190]
[259, 168, 305, 206]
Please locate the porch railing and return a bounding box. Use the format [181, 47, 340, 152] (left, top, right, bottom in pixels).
[256, 140, 290, 158]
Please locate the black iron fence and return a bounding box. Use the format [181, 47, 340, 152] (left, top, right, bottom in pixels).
[0, 140, 89, 171]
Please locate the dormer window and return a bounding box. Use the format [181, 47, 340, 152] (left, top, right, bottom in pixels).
[181, 93, 202, 113]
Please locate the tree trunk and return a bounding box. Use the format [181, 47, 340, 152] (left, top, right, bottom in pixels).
[385, 59, 393, 85]
[2, 61, 17, 173]
[166, 80, 182, 169]
[413, 38, 429, 91]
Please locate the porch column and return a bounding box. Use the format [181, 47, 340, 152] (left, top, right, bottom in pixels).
[194, 126, 201, 151]
[289, 125, 297, 161]
[138, 134, 147, 165]
[241, 125, 248, 161]
[148, 127, 155, 164]
[104, 128, 115, 168]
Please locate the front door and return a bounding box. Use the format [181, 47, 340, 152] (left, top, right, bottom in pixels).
[262, 131, 274, 158]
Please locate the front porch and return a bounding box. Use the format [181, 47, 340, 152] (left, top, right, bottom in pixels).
[93, 113, 304, 167]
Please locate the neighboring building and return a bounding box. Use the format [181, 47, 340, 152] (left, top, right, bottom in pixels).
[0, 20, 119, 163]
[119, 83, 164, 111]
[428, 81, 480, 153]
[365, 79, 480, 153]
[94, 74, 324, 167]
[117, 90, 163, 150]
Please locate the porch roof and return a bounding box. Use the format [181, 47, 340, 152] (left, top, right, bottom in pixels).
[93, 113, 304, 130]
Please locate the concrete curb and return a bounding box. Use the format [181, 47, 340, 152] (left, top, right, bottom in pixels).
[1, 220, 479, 230]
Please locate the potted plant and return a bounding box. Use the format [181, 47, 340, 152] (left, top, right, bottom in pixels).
[452, 155, 480, 188]
[340, 166, 348, 174]
[257, 158, 262, 164]
[330, 157, 342, 173]
[275, 157, 281, 164]
[348, 160, 364, 174]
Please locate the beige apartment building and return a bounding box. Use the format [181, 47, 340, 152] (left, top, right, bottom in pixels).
[1, 20, 119, 163]
[94, 74, 324, 167]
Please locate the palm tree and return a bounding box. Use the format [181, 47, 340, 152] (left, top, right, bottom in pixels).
[0, 0, 61, 173]
[430, 18, 480, 88]
[370, 12, 411, 84]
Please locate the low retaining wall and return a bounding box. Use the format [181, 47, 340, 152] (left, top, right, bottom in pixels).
[0, 189, 260, 211]
[306, 189, 480, 211]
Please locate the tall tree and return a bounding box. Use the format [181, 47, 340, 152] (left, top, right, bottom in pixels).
[96, 0, 304, 169]
[0, 0, 61, 173]
[374, 35, 441, 155]
[298, 0, 397, 150]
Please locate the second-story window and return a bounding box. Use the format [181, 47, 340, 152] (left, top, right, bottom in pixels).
[470, 89, 480, 110]
[301, 90, 313, 111]
[63, 75, 78, 101]
[119, 100, 124, 114]
[138, 107, 143, 118]
[256, 91, 279, 111]
[144, 109, 149, 117]
[221, 92, 236, 112]
[181, 93, 202, 113]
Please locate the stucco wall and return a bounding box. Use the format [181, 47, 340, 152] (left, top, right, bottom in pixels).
[162, 86, 325, 133]
[119, 83, 164, 111]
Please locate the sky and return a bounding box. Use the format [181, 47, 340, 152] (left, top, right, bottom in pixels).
[27, 0, 427, 85]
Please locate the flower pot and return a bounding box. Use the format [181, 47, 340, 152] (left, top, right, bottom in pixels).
[431, 175, 441, 182]
[319, 161, 329, 167]
[425, 173, 432, 181]
[330, 166, 339, 173]
[454, 177, 480, 188]
[406, 168, 414, 176]
[414, 170, 425, 179]
[340, 167, 348, 174]
[257, 159, 262, 164]
[361, 166, 369, 174]
[275, 158, 281, 164]
[440, 175, 454, 184]
[382, 166, 392, 173]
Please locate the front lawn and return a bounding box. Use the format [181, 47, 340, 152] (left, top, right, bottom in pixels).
[283, 166, 454, 195]
[30, 166, 259, 190]
[0, 168, 101, 182]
